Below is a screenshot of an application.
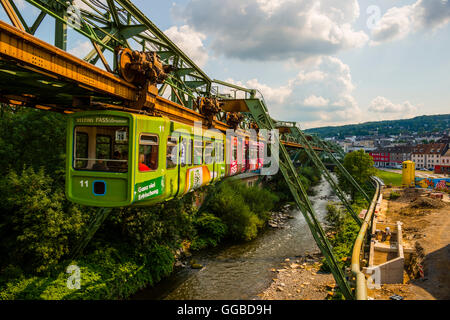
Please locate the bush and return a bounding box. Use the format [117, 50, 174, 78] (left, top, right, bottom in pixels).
[202, 180, 271, 241]
[321, 203, 362, 272]
[389, 191, 401, 200]
[325, 203, 346, 230]
[0, 167, 91, 274]
[0, 244, 174, 300]
[191, 213, 227, 251]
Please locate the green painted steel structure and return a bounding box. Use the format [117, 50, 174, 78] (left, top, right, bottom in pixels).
[243, 98, 354, 300]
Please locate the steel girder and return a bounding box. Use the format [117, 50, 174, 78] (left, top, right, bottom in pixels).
[2, 0, 211, 110]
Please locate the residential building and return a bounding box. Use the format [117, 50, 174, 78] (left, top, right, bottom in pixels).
[388, 145, 414, 165]
[369, 149, 390, 167]
[435, 149, 450, 174]
[369, 145, 414, 168]
[411, 143, 449, 170]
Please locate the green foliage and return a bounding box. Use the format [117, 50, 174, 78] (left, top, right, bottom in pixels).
[106, 194, 196, 252]
[336, 150, 376, 200]
[0, 244, 174, 300]
[238, 185, 279, 221]
[321, 203, 363, 272]
[325, 203, 346, 229]
[265, 165, 322, 206]
[389, 191, 401, 200]
[0, 107, 66, 177]
[298, 166, 321, 187]
[191, 213, 227, 251]
[0, 167, 91, 274]
[202, 180, 277, 242]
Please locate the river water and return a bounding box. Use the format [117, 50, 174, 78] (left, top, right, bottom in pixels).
[132, 176, 338, 300]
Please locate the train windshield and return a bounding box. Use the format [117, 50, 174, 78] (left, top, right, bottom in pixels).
[74, 126, 129, 173]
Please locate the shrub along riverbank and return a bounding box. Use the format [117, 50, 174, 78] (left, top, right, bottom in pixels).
[0, 107, 323, 300]
[320, 150, 375, 299]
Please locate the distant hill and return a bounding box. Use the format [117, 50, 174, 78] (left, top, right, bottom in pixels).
[305, 114, 450, 138]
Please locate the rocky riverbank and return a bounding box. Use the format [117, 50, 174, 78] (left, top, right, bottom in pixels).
[268, 204, 295, 229]
[258, 252, 337, 300]
[172, 204, 297, 270]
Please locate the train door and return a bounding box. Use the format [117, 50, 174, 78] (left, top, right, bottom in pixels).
[215, 139, 225, 179]
[165, 135, 179, 198]
[204, 138, 215, 182]
[134, 133, 164, 205]
[230, 136, 238, 175]
[177, 134, 189, 197]
[244, 137, 250, 172]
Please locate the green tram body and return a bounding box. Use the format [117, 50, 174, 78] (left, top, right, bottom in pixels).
[66, 110, 261, 207]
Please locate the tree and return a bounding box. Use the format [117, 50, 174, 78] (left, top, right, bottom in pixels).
[336, 150, 376, 200]
[0, 106, 66, 178]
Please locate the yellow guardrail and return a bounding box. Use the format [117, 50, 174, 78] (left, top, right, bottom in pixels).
[351, 177, 381, 300]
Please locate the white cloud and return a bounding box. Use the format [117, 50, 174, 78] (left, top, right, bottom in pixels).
[303, 95, 329, 107]
[164, 25, 208, 68]
[68, 40, 92, 58]
[371, 0, 450, 45]
[223, 56, 362, 129]
[368, 96, 418, 114]
[174, 0, 368, 62]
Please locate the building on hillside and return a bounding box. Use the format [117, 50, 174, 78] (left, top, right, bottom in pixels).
[435, 149, 450, 174]
[388, 145, 414, 165]
[437, 135, 450, 144]
[369, 145, 414, 168]
[346, 145, 376, 153]
[411, 143, 449, 170]
[369, 149, 390, 168]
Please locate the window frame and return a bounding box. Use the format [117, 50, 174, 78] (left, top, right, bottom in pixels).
[72, 126, 130, 173]
[204, 139, 215, 165]
[193, 136, 203, 165]
[166, 136, 178, 170]
[139, 133, 159, 172]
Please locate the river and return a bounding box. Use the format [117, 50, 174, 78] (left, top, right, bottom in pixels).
[132, 176, 338, 300]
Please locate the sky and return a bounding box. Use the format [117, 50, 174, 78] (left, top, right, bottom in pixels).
[2, 0, 450, 129]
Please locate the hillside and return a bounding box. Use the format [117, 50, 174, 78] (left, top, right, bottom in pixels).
[305, 114, 450, 138]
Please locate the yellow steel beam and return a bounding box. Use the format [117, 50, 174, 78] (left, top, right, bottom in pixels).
[0, 0, 25, 31]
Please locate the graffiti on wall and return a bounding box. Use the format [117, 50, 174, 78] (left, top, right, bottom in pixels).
[415, 178, 450, 191]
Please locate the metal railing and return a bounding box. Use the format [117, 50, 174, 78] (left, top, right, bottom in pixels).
[351, 177, 382, 300]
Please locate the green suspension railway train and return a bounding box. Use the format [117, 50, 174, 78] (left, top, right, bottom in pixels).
[66, 110, 266, 207]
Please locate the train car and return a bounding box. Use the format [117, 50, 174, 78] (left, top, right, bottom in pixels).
[66, 110, 262, 207]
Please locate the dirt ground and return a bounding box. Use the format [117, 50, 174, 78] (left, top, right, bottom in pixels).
[259, 187, 450, 300]
[258, 253, 337, 300]
[370, 187, 450, 300]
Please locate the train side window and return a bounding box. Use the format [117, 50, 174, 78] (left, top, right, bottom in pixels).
[245, 139, 250, 165]
[194, 138, 203, 165]
[233, 138, 237, 161]
[75, 132, 88, 169]
[139, 134, 158, 172]
[189, 138, 194, 166]
[216, 142, 224, 163]
[167, 137, 178, 169]
[180, 138, 187, 167]
[205, 140, 214, 164]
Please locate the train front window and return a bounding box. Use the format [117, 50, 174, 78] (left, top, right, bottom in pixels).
[75, 132, 88, 169]
[139, 134, 158, 172]
[74, 126, 129, 173]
